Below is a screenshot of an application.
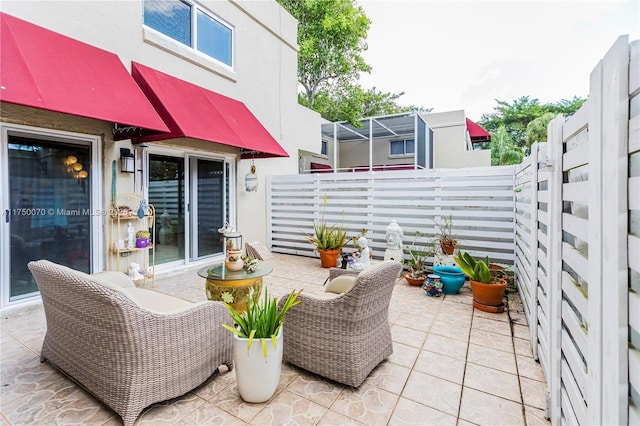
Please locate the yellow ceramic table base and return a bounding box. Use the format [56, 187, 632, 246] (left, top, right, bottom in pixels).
[205, 277, 263, 312]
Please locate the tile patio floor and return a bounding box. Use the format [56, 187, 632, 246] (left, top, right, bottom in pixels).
[1, 254, 551, 425]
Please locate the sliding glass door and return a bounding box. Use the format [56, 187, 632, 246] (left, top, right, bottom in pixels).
[190, 158, 226, 260]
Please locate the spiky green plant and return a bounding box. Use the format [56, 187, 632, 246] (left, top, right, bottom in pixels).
[222, 288, 301, 357]
[305, 194, 349, 250]
[453, 251, 492, 283]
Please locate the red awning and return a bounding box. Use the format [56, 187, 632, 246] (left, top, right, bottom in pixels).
[131, 62, 288, 158]
[0, 13, 169, 137]
[466, 118, 491, 143]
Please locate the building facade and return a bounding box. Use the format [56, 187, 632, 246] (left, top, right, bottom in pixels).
[0, 1, 320, 309]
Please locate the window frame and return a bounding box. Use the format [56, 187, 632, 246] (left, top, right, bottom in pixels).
[389, 138, 415, 157]
[143, 0, 234, 69]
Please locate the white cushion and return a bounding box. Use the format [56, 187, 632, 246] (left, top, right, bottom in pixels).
[325, 276, 357, 294]
[120, 287, 197, 314]
[90, 272, 135, 290]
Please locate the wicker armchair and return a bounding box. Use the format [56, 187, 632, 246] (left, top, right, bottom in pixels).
[279, 260, 403, 387]
[28, 260, 233, 426]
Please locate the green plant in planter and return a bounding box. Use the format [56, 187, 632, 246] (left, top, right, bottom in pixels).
[222, 288, 301, 357]
[433, 215, 457, 255]
[305, 194, 349, 251]
[136, 230, 151, 239]
[453, 251, 492, 283]
[405, 232, 433, 279]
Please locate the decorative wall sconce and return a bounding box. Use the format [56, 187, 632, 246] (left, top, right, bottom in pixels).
[245, 162, 258, 192]
[120, 148, 135, 173]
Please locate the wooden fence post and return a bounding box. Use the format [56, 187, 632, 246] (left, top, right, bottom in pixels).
[529, 143, 540, 360]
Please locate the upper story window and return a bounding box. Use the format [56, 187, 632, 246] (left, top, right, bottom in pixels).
[143, 0, 233, 67]
[390, 139, 415, 156]
[321, 140, 327, 156]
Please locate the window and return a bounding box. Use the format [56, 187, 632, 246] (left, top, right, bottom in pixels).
[144, 0, 233, 67]
[321, 140, 327, 156]
[390, 139, 415, 156]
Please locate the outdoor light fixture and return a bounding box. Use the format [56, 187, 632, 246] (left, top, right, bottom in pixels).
[245, 162, 258, 192]
[120, 148, 135, 173]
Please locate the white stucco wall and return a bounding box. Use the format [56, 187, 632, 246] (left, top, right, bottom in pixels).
[422, 110, 490, 168]
[2, 1, 321, 254]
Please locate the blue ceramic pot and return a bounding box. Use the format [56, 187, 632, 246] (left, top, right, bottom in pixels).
[433, 265, 466, 294]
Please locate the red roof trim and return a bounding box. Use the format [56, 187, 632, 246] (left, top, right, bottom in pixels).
[130, 62, 288, 158]
[466, 118, 491, 142]
[0, 13, 169, 134]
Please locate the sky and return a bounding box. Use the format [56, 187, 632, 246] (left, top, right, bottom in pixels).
[357, 0, 640, 121]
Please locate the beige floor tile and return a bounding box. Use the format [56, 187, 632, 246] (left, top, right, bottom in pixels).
[249, 390, 327, 425]
[466, 343, 517, 375]
[388, 342, 421, 368]
[463, 363, 521, 403]
[472, 309, 510, 323]
[210, 384, 267, 422]
[285, 371, 344, 407]
[430, 319, 472, 342]
[401, 370, 462, 417]
[388, 396, 457, 425]
[469, 329, 514, 353]
[413, 349, 465, 384]
[317, 409, 366, 425]
[512, 324, 531, 341]
[393, 312, 435, 332]
[459, 387, 524, 426]
[137, 393, 207, 425]
[515, 354, 546, 382]
[513, 337, 534, 357]
[363, 361, 411, 395]
[176, 401, 247, 425]
[471, 316, 512, 337]
[391, 324, 428, 348]
[520, 377, 548, 410]
[524, 404, 551, 426]
[331, 382, 398, 425]
[423, 333, 469, 360]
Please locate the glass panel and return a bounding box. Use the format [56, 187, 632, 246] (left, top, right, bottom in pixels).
[197, 10, 232, 66]
[405, 139, 415, 154]
[195, 159, 225, 258]
[149, 155, 185, 264]
[8, 136, 91, 300]
[144, 0, 192, 47]
[390, 141, 403, 155]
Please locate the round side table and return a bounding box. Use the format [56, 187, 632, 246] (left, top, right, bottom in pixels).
[198, 262, 273, 312]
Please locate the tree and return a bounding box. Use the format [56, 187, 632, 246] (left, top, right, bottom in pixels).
[525, 112, 556, 145]
[490, 125, 524, 166]
[278, 0, 426, 125]
[278, 0, 371, 105]
[479, 96, 586, 152]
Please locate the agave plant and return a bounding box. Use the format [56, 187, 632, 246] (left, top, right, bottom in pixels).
[222, 288, 301, 357]
[453, 251, 492, 283]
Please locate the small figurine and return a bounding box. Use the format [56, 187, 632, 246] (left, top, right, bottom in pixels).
[357, 236, 370, 268]
[128, 262, 144, 281]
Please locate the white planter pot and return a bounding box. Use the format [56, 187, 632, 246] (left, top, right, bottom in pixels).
[233, 326, 283, 403]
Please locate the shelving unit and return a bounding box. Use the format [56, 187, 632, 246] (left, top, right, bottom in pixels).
[109, 193, 155, 286]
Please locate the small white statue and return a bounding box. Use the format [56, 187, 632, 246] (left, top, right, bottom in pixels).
[357, 236, 370, 268]
[385, 219, 403, 250]
[128, 262, 143, 281]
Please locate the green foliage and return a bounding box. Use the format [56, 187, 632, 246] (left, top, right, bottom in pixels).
[479, 96, 586, 153]
[454, 251, 492, 283]
[525, 112, 556, 146]
[490, 126, 525, 166]
[405, 232, 433, 278]
[278, 0, 427, 126]
[222, 288, 301, 357]
[305, 194, 349, 250]
[433, 215, 456, 244]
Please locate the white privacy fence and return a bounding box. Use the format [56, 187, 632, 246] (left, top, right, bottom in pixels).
[514, 36, 639, 425]
[267, 166, 516, 265]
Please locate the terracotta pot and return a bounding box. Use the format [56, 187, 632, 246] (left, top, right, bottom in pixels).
[470, 278, 507, 312]
[318, 248, 342, 268]
[440, 240, 457, 255]
[404, 272, 426, 286]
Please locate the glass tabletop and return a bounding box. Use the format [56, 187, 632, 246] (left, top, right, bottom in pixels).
[197, 261, 273, 280]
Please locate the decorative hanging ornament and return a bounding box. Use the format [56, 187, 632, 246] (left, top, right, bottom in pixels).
[245, 162, 258, 192]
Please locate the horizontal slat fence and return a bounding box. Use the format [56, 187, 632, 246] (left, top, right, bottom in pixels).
[267, 167, 515, 265]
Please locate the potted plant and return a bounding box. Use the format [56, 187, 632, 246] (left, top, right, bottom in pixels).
[433, 215, 457, 255]
[404, 232, 432, 286]
[222, 288, 301, 403]
[135, 230, 150, 248]
[305, 195, 349, 267]
[454, 251, 507, 313]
